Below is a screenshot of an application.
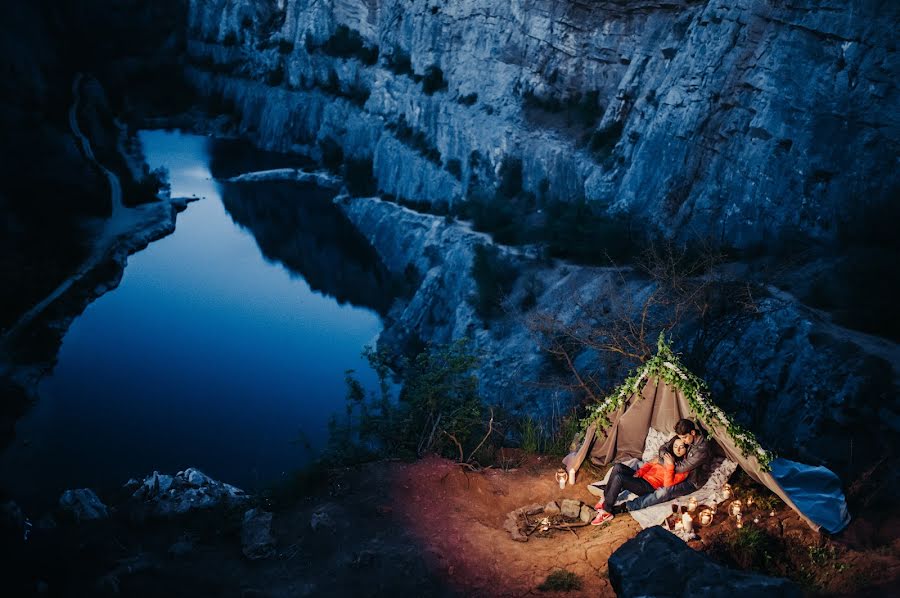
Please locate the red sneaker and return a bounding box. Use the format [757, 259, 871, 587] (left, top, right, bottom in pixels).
[591, 509, 614, 526]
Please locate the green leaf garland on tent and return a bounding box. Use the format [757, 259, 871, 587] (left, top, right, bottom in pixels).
[579, 332, 775, 471]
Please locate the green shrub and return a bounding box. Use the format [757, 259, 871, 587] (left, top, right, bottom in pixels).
[320, 25, 379, 65]
[498, 157, 523, 198]
[332, 340, 486, 461]
[385, 49, 413, 76]
[587, 121, 624, 160]
[470, 244, 518, 321]
[446, 158, 462, 180]
[386, 116, 441, 165]
[266, 65, 284, 86]
[319, 137, 344, 173]
[344, 158, 376, 196]
[421, 65, 447, 95]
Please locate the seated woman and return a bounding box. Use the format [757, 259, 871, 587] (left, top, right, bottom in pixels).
[590, 438, 688, 525]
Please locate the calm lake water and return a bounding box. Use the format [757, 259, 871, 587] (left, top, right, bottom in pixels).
[1, 130, 393, 506]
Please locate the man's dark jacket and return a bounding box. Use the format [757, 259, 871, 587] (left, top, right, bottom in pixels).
[658, 432, 711, 488]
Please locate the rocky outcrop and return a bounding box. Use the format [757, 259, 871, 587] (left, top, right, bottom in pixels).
[59, 488, 109, 522]
[240, 508, 276, 560]
[124, 468, 248, 517]
[609, 526, 800, 597]
[185, 0, 899, 249]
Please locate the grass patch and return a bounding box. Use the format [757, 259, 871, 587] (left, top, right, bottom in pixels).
[538, 570, 582, 592]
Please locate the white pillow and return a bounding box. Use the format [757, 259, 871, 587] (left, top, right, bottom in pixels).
[641, 428, 670, 463]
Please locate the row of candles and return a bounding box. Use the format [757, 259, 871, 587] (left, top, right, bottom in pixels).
[671, 483, 775, 533]
[553, 471, 776, 533]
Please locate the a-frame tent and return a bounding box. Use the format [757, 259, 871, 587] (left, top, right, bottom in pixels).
[563, 336, 851, 534]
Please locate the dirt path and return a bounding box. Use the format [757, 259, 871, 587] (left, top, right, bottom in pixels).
[388, 456, 640, 597]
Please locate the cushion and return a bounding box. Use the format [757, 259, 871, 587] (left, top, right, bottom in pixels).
[642, 427, 670, 463]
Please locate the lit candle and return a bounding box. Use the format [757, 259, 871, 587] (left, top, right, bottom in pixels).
[682, 511, 694, 533]
[568, 467, 576, 485]
[687, 497, 698, 512]
[729, 501, 742, 518]
[746, 496, 754, 507]
[555, 469, 568, 490]
[722, 484, 732, 500]
[699, 509, 713, 526]
[769, 510, 775, 517]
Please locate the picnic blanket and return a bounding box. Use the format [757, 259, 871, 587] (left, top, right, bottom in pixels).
[593, 456, 738, 530]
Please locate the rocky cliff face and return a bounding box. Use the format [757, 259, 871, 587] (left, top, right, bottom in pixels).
[185, 0, 898, 248]
[182, 0, 899, 479]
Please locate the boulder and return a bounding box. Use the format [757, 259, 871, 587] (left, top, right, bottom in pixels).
[579, 505, 595, 524]
[241, 509, 275, 560]
[609, 527, 800, 598]
[128, 468, 247, 517]
[544, 501, 560, 515]
[59, 489, 108, 522]
[560, 499, 581, 519]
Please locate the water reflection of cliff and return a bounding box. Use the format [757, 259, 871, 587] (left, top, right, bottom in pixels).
[219, 180, 399, 315]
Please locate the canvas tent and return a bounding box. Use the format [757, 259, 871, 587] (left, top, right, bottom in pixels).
[563, 336, 851, 534]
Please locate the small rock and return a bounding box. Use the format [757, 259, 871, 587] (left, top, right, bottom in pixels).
[504, 513, 527, 542]
[59, 489, 108, 522]
[310, 507, 336, 532]
[0, 500, 24, 531]
[560, 499, 582, 518]
[168, 539, 193, 558]
[580, 505, 596, 524]
[241, 509, 275, 560]
[544, 501, 560, 515]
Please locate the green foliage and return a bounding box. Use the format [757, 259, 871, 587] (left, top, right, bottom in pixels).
[386, 116, 441, 165]
[498, 157, 523, 198]
[538, 570, 582, 592]
[523, 88, 603, 128]
[319, 25, 379, 65]
[320, 69, 370, 106]
[580, 333, 775, 471]
[421, 65, 447, 95]
[344, 158, 376, 196]
[470, 244, 518, 322]
[385, 49, 413, 76]
[445, 158, 462, 180]
[457, 191, 639, 265]
[727, 526, 776, 570]
[587, 121, 624, 162]
[319, 137, 344, 173]
[331, 340, 487, 462]
[520, 416, 542, 453]
[807, 545, 847, 572]
[266, 65, 284, 87]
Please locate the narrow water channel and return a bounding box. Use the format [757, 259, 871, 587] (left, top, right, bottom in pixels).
[0, 131, 389, 507]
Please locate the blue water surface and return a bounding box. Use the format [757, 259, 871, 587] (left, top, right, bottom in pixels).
[1, 131, 384, 504]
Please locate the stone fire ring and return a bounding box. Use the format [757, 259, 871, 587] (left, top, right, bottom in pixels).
[504, 499, 597, 542]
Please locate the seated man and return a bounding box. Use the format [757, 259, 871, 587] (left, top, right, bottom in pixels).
[592, 418, 711, 522]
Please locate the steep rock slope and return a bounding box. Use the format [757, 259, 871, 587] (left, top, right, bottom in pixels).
[186, 0, 898, 248]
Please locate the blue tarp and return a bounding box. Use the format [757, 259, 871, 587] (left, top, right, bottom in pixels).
[770, 458, 851, 534]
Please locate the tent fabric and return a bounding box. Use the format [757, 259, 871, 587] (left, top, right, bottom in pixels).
[564, 375, 851, 533]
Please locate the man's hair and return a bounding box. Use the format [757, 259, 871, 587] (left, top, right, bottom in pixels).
[675, 419, 696, 435]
